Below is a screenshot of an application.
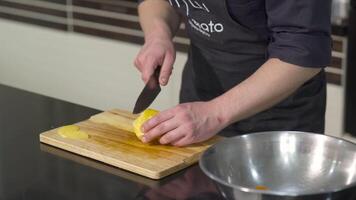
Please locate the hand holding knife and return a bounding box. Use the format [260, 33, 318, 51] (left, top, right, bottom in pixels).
[133, 66, 162, 114]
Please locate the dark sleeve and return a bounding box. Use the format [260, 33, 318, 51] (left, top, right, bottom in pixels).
[266, 0, 332, 67]
[138, 0, 144, 4]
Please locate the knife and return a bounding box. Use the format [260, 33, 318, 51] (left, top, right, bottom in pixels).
[132, 66, 161, 114]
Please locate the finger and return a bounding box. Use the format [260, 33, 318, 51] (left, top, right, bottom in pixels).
[134, 50, 144, 70]
[143, 119, 179, 143]
[159, 52, 174, 86]
[171, 135, 195, 147]
[141, 56, 156, 83]
[159, 127, 185, 145]
[142, 109, 174, 133]
[134, 58, 139, 69]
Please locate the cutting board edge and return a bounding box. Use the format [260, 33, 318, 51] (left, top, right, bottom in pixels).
[39, 132, 184, 179]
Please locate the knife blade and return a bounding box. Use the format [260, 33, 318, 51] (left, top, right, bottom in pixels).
[132, 66, 161, 114]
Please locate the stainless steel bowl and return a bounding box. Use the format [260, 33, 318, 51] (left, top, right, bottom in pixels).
[200, 131, 356, 200]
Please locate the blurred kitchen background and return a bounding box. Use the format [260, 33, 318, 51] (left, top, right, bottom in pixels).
[0, 0, 355, 142]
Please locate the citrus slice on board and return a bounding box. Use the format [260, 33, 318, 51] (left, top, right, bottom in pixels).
[58, 125, 89, 139]
[133, 109, 159, 140]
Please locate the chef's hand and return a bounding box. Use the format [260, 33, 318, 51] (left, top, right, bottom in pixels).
[141, 101, 228, 146]
[134, 33, 176, 86]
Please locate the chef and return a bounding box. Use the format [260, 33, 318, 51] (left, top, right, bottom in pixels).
[134, 0, 332, 146]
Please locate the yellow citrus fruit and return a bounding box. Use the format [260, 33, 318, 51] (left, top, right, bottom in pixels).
[58, 125, 89, 140]
[133, 109, 159, 140]
[255, 185, 269, 191]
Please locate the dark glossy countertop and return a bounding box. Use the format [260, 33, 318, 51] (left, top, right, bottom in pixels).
[0, 84, 223, 200]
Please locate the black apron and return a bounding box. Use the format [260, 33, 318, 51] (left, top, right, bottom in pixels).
[169, 0, 327, 136]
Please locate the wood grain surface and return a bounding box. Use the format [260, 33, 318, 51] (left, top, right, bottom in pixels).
[40, 109, 221, 179]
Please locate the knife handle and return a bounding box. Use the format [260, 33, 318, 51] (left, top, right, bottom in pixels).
[154, 66, 162, 80]
[146, 66, 162, 89]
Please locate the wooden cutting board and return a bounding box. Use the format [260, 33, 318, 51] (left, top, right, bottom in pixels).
[39, 109, 221, 179]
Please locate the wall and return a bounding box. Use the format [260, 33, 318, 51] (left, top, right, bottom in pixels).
[0, 18, 344, 136]
[0, 19, 186, 111]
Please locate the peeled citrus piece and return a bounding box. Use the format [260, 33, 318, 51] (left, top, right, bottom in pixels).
[58, 125, 89, 139]
[133, 109, 159, 140]
[255, 185, 269, 191]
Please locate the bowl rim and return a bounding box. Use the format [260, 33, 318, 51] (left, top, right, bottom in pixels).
[199, 131, 356, 197]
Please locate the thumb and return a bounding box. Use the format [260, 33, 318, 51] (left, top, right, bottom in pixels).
[142, 58, 156, 83]
[159, 53, 174, 86]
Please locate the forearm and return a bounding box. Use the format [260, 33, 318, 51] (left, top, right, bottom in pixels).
[212, 58, 322, 125]
[138, 0, 181, 40]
